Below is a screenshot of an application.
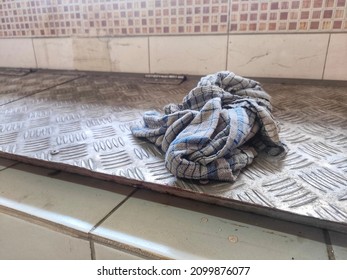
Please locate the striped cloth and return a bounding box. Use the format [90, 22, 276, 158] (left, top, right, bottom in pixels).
[131, 71, 285, 182]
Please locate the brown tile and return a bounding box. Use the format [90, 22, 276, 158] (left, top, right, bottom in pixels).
[240, 14, 248, 21]
[337, 0, 346, 6]
[251, 3, 258, 11]
[269, 22, 277, 30]
[301, 11, 310, 19]
[250, 13, 257, 21]
[260, 13, 267, 20]
[249, 23, 257, 31]
[270, 12, 277, 20]
[230, 24, 238, 31]
[291, 1, 300, 9]
[312, 10, 321, 19]
[323, 10, 333, 18]
[325, 0, 335, 7]
[333, 20, 342, 28]
[289, 22, 297, 30]
[271, 2, 279, 10]
[310, 21, 320, 29]
[260, 3, 268, 10]
[302, 0, 312, 8]
[280, 12, 288, 20]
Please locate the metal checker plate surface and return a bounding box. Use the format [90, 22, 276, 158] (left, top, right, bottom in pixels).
[0, 70, 80, 106]
[0, 70, 346, 232]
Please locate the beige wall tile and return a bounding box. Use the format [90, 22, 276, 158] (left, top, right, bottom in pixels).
[0, 39, 36, 68]
[72, 38, 111, 72]
[0, 212, 91, 259]
[33, 38, 74, 70]
[109, 37, 149, 73]
[94, 242, 144, 260]
[150, 35, 227, 75]
[324, 34, 347, 81]
[228, 34, 329, 79]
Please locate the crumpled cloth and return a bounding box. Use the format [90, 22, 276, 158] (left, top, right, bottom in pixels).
[131, 71, 285, 182]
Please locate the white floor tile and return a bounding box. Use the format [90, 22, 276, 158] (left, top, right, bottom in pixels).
[0, 164, 134, 232]
[92, 189, 328, 259]
[0, 212, 91, 260]
[93, 242, 145, 260]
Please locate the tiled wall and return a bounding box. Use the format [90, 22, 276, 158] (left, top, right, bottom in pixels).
[0, 0, 347, 80]
[0, 0, 346, 37]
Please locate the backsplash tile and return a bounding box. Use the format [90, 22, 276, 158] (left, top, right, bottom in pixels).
[0, 0, 346, 38]
[230, 0, 347, 33]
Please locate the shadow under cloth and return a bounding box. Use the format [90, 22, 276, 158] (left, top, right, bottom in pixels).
[131, 71, 286, 182]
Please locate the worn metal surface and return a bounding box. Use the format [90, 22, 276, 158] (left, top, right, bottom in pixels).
[0, 70, 80, 106]
[0, 69, 346, 232]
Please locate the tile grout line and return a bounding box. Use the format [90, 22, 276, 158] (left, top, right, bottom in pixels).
[89, 187, 139, 234]
[323, 229, 336, 260]
[147, 36, 151, 73]
[31, 38, 38, 69]
[321, 33, 331, 80]
[225, 0, 232, 71]
[90, 240, 96, 260]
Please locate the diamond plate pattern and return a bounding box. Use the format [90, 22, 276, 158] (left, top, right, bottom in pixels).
[0, 71, 346, 232]
[0, 69, 80, 106]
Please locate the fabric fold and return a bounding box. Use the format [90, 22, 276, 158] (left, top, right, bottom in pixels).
[131, 71, 285, 182]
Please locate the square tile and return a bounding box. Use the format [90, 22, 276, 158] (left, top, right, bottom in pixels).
[329, 231, 347, 260]
[0, 39, 36, 68]
[149, 35, 227, 75]
[324, 33, 347, 80]
[0, 212, 91, 260]
[33, 38, 74, 70]
[0, 163, 134, 233]
[93, 242, 145, 260]
[92, 189, 328, 259]
[109, 37, 149, 73]
[72, 38, 112, 72]
[228, 34, 329, 79]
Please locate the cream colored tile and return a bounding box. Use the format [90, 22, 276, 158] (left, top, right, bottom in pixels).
[0, 39, 36, 68]
[33, 38, 74, 70]
[94, 242, 144, 260]
[72, 38, 111, 72]
[150, 35, 227, 75]
[324, 34, 347, 81]
[92, 189, 328, 260]
[0, 164, 134, 232]
[329, 231, 347, 260]
[228, 34, 329, 79]
[109, 37, 149, 73]
[0, 212, 91, 259]
[0, 158, 16, 171]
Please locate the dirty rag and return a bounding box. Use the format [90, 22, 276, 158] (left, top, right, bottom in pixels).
[131, 71, 285, 182]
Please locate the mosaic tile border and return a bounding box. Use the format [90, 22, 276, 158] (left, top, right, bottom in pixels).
[0, 0, 346, 37]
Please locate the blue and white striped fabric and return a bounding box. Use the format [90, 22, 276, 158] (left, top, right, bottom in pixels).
[131, 71, 285, 182]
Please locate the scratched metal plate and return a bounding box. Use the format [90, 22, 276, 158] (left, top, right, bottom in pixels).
[0, 69, 79, 106]
[0, 71, 346, 232]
